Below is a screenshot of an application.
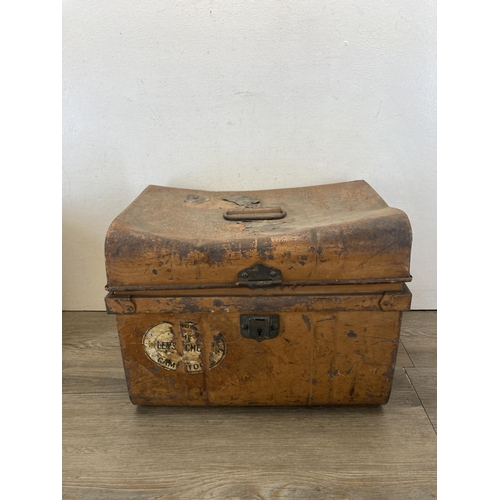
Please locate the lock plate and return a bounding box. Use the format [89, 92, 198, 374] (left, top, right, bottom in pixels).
[240, 315, 280, 342]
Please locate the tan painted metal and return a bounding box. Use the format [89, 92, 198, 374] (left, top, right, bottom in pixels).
[105, 181, 412, 406]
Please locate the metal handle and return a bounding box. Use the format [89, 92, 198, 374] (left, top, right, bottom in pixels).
[223, 207, 286, 221]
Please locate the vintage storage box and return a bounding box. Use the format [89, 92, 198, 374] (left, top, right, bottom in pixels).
[105, 181, 412, 406]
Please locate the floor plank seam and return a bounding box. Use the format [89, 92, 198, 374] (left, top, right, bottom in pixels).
[399, 339, 416, 368]
[403, 367, 437, 435]
[62, 391, 128, 395]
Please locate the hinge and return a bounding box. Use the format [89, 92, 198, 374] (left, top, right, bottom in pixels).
[237, 263, 282, 289]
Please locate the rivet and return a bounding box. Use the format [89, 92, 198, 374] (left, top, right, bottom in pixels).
[384, 301, 390, 306]
[242, 323, 249, 330]
[270, 271, 277, 277]
[241, 272, 249, 279]
[271, 323, 279, 330]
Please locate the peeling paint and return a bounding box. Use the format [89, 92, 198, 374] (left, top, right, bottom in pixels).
[185, 194, 209, 204]
[221, 195, 260, 206]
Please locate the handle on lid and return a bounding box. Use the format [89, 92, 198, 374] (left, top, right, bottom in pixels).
[223, 207, 286, 221]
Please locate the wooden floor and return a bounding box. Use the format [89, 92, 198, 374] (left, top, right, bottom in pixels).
[63, 311, 437, 499]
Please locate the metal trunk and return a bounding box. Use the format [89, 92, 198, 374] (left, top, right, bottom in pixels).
[105, 181, 412, 405]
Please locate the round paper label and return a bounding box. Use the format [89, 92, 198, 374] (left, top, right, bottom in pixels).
[142, 321, 226, 373]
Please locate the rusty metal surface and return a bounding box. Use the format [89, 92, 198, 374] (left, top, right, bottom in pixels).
[107, 281, 405, 297]
[105, 181, 412, 288]
[105, 285, 412, 315]
[105, 275, 412, 293]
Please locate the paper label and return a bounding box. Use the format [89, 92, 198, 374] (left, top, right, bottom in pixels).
[142, 321, 226, 373]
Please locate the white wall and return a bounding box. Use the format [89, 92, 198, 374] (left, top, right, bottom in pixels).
[63, 0, 436, 310]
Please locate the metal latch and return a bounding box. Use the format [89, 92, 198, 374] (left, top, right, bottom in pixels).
[237, 263, 282, 288]
[240, 315, 280, 342]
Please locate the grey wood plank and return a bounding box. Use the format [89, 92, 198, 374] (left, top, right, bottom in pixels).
[399, 312, 437, 431]
[62, 311, 117, 343]
[63, 312, 127, 394]
[400, 311, 437, 369]
[63, 369, 436, 500]
[63, 478, 437, 500]
[405, 367, 437, 432]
